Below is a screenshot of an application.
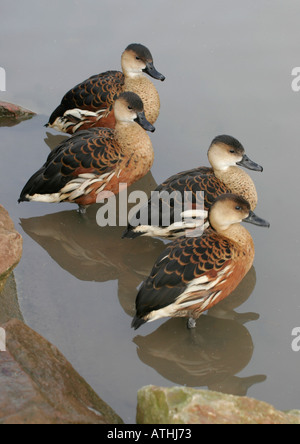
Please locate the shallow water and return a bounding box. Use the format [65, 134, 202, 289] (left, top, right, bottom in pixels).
[1, 0, 300, 423]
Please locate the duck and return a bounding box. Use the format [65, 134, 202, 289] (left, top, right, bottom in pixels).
[46, 43, 165, 134]
[123, 135, 263, 239]
[19, 92, 155, 212]
[131, 194, 270, 330]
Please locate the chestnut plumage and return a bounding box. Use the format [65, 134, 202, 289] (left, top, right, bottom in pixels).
[46, 43, 165, 134]
[19, 92, 155, 209]
[131, 194, 270, 330]
[123, 135, 263, 239]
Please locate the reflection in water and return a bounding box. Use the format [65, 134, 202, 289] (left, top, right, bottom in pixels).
[44, 132, 69, 151]
[21, 210, 166, 315]
[133, 267, 266, 396]
[44, 131, 69, 151]
[134, 316, 266, 395]
[20, 172, 167, 315]
[0, 115, 34, 128]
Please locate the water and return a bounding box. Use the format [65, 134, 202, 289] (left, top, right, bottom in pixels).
[1, 0, 300, 423]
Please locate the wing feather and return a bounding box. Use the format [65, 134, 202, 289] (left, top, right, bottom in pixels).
[19, 128, 121, 200]
[134, 230, 235, 321]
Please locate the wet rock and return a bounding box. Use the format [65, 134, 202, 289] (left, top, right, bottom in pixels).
[0, 101, 35, 126]
[137, 386, 300, 424]
[0, 273, 24, 324]
[0, 205, 23, 293]
[0, 319, 123, 424]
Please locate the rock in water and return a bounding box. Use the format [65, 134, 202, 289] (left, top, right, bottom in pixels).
[137, 385, 300, 424]
[0, 101, 35, 126]
[0, 274, 24, 324]
[0, 319, 123, 424]
[0, 205, 23, 293]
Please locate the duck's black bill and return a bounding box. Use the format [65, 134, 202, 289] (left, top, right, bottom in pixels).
[244, 211, 270, 228]
[143, 62, 166, 81]
[237, 154, 263, 172]
[135, 112, 155, 132]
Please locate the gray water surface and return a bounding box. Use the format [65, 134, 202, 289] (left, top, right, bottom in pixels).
[1, 0, 300, 423]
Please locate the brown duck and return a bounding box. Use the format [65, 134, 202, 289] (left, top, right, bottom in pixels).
[123, 135, 263, 239]
[46, 43, 165, 134]
[19, 92, 155, 212]
[131, 194, 270, 330]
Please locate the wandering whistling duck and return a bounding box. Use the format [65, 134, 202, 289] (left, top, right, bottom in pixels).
[131, 194, 270, 330]
[19, 92, 155, 212]
[123, 135, 263, 239]
[46, 43, 165, 134]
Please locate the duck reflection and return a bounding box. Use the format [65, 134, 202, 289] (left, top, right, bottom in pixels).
[20, 172, 167, 312]
[133, 267, 266, 396]
[44, 131, 69, 151]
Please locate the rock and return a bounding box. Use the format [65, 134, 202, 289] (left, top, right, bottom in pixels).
[0, 273, 24, 324]
[0, 205, 23, 293]
[0, 101, 35, 126]
[0, 319, 123, 424]
[137, 386, 300, 424]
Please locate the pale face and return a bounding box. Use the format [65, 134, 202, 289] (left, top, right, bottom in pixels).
[113, 96, 140, 122]
[208, 142, 244, 171]
[209, 195, 251, 231]
[121, 49, 148, 77]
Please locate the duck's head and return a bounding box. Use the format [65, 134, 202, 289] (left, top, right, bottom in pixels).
[208, 135, 263, 172]
[121, 43, 166, 81]
[113, 92, 155, 132]
[209, 194, 270, 232]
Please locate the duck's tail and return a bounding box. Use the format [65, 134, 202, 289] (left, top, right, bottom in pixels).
[131, 315, 146, 330]
[45, 104, 67, 127]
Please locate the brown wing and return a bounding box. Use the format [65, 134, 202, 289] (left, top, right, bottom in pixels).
[156, 167, 230, 210]
[48, 71, 125, 124]
[133, 229, 235, 327]
[19, 128, 122, 199]
[125, 167, 230, 237]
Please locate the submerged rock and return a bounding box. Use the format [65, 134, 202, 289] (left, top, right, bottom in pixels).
[0, 205, 23, 293]
[0, 319, 123, 424]
[0, 101, 35, 126]
[137, 386, 300, 424]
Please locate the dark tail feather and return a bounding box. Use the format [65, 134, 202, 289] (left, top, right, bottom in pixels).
[47, 104, 67, 126]
[18, 167, 45, 203]
[18, 195, 29, 203]
[131, 315, 146, 330]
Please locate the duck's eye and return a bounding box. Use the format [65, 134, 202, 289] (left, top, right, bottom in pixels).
[230, 149, 235, 154]
[235, 206, 242, 211]
[128, 106, 133, 110]
[136, 57, 141, 61]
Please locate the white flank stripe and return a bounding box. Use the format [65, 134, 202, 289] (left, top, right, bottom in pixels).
[27, 193, 61, 203]
[180, 209, 208, 219]
[78, 173, 99, 180]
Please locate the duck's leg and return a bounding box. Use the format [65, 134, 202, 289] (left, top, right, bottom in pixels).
[187, 317, 197, 329]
